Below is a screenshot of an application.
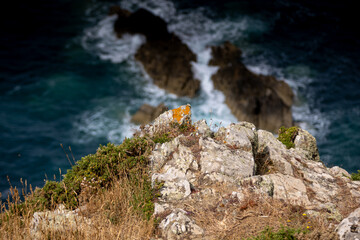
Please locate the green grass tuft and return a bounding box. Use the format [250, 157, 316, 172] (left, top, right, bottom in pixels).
[277, 126, 299, 149]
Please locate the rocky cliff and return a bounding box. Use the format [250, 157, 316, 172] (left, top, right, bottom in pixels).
[30, 105, 360, 240]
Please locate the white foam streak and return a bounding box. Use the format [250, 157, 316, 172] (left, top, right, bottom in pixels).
[81, 15, 145, 63]
[73, 106, 136, 144]
[190, 48, 237, 128]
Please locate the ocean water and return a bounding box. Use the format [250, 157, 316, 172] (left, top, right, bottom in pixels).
[1, 0, 359, 199]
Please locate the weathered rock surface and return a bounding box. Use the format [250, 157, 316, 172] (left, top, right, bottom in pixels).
[209, 41, 294, 132]
[337, 207, 360, 240]
[113, 8, 200, 97]
[159, 209, 204, 240]
[131, 103, 168, 125]
[31, 205, 90, 239]
[143, 105, 360, 239]
[139, 104, 192, 139]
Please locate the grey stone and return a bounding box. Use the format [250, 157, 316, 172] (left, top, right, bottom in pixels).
[159, 209, 204, 240]
[337, 207, 360, 240]
[294, 128, 320, 161]
[30, 204, 91, 239]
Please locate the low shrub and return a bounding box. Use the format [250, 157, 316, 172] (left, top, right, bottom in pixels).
[30, 137, 154, 218]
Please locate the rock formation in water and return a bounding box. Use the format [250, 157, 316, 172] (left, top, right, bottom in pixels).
[209, 41, 294, 132]
[31, 105, 360, 239]
[112, 7, 200, 97]
[111, 7, 294, 132]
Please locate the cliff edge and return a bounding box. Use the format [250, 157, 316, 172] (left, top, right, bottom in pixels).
[28, 105, 360, 240]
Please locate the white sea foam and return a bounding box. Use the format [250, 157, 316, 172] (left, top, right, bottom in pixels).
[73, 104, 136, 144]
[119, 0, 176, 22]
[81, 15, 145, 63]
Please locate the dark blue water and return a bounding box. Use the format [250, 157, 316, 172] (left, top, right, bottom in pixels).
[1, 0, 359, 199]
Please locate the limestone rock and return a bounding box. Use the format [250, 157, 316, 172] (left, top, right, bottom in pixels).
[159, 209, 204, 240]
[193, 120, 212, 138]
[256, 130, 294, 176]
[294, 128, 320, 161]
[330, 166, 351, 179]
[215, 122, 256, 151]
[199, 137, 255, 183]
[151, 135, 198, 201]
[30, 204, 91, 239]
[240, 174, 311, 206]
[131, 103, 168, 125]
[113, 8, 200, 97]
[140, 105, 360, 239]
[337, 207, 360, 240]
[209, 41, 294, 132]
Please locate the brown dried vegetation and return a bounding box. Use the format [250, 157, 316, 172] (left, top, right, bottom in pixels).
[0, 176, 155, 240]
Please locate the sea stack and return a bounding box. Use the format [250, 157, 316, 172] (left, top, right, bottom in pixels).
[111, 7, 200, 97]
[209, 41, 294, 132]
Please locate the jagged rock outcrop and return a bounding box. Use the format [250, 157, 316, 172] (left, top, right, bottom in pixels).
[337, 207, 360, 240]
[131, 103, 168, 125]
[112, 8, 200, 97]
[142, 105, 359, 239]
[31, 205, 90, 239]
[209, 41, 294, 132]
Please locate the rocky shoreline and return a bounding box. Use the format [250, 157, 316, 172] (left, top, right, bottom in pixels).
[111, 7, 294, 132]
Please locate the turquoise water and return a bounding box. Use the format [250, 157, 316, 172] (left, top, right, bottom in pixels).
[1, 0, 359, 199]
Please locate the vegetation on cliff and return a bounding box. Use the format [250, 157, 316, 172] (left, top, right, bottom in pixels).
[0, 118, 196, 239]
[351, 170, 360, 181]
[277, 126, 299, 149]
[0, 117, 357, 239]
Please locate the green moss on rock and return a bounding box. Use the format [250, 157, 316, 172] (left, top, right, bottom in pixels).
[277, 126, 299, 149]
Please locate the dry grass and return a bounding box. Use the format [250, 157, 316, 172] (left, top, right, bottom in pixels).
[0, 175, 155, 240]
[183, 190, 340, 240]
[0, 119, 196, 240]
[0, 120, 349, 239]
